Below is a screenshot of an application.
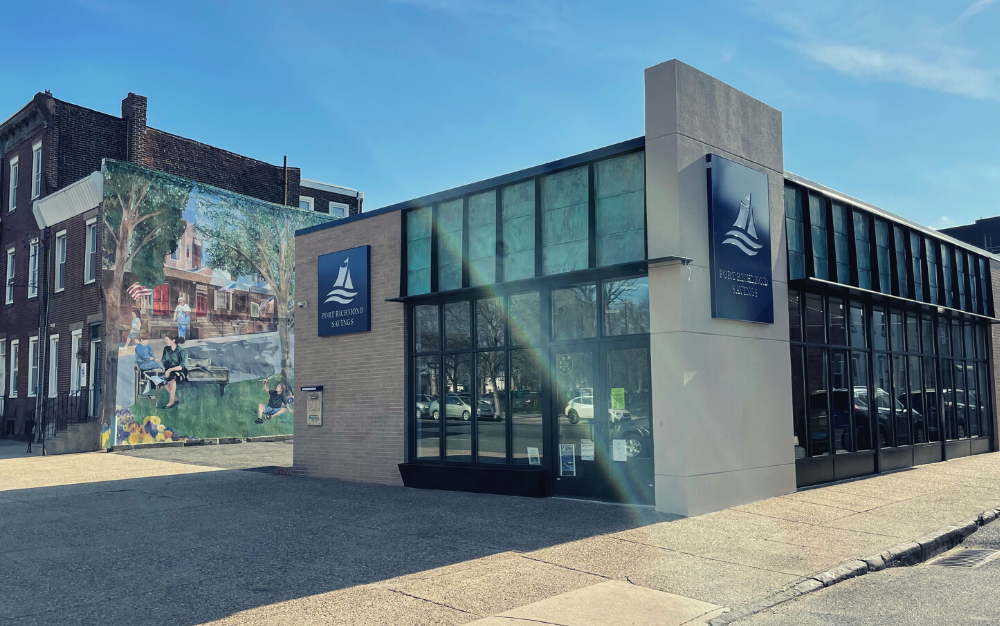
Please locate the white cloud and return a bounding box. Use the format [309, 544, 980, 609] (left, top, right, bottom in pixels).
[956, 0, 997, 22]
[807, 44, 1000, 100]
[753, 1, 1000, 101]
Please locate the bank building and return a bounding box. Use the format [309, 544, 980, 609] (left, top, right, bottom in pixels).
[293, 60, 998, 516]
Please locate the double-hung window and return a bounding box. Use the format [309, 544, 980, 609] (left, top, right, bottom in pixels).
[54, 230, 67, 292]
[329, 201, 349, 218]
[84, 218, 97, 284]
[48, 335, 59, 397]
[9, 340, 19, 397]
[28, 239, 39, 299]
[27, 337, 38, 397]
[5, 248, 14, 304]
[8, 156, 17, 212]
[31, 141, 42, 199]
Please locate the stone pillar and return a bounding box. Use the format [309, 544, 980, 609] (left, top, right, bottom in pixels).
[645, 60, 796, 516]
[121, 93, 147, 166]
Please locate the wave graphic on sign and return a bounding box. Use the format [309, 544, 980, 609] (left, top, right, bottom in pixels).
[722, 193, 763, 256]
[325, 258, 358, 304]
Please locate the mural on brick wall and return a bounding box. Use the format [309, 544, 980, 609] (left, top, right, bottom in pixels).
[100, 160, 335, 446]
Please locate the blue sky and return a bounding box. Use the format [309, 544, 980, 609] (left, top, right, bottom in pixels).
[3, 0, 997, 227]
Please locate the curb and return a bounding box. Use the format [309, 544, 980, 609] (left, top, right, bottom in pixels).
[708, 507, 1000, 625]
[245, 435, 293, 443]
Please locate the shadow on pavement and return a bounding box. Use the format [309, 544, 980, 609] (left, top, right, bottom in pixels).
[0, 466, 676, 625]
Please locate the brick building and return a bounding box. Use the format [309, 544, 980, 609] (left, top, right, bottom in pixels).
[0, 91, 360, 443]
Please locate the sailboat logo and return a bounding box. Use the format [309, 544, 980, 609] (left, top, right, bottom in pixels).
[325, 258, 358, 304]
[722, 193, 763, 257]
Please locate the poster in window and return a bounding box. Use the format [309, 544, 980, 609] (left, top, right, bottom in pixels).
[559, 443, 576, 476]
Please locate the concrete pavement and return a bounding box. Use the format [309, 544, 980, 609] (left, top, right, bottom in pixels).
[2, 446, 1000, 625]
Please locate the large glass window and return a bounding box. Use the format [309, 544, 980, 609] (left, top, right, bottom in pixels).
[910, 233, 923, 302]
[832, 202, 851, 284]
[809, 193, 829, 280]
[967, 252, 978, 314]
[552, 284, 597, 341]
[604, 277, 650, 336]
[926, 240, 939, 305]
[874, 219, 891, 294]
[502, 181, 536, 282]
[785, 186, 806, 280]
[955, 252, 967, 311]
[511, 349, 543, 464]
[940, 244, 953, 308]
[854, 212, 872, 290]
[542, 166, 589, 275]
[468, 190, 496, 287]
[443, 353, 472, 460]
[791, 346, 806, 459]
[437, 198, 464, 292]
[807, 347, 830, 455]
[412, 276, 649, 469]
[595, 152, 645, 267]
[407, 207, 432, 295]
[414, 356, 440, 459]
[509, 292, 541, 347]
[476, 351, 506, 463]
[894, 225, 908, 298]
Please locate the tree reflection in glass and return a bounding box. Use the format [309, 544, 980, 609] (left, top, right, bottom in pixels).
[511, 349, 543, 465]
[476, 351, 506, 463]
[552, 285, 597, 341]
[477, 297, 505, 348]
[603, 278, 649, 336]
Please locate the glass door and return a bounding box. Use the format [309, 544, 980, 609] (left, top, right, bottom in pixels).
[601, 341, 654, 505]
[552, 346, 603, 499]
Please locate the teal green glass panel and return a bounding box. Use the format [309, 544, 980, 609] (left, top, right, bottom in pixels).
[542, 166, 589, 275]
[502, 181, 535, 282]
[468, 190, 496, 286]
[407, 207, 432, 295]
[437, 198, 464, 292]
[595, 152, 645, 266]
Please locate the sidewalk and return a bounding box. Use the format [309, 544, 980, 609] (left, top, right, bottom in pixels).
[198, 452, 1000, 626]
[3, 447, 1000, 625]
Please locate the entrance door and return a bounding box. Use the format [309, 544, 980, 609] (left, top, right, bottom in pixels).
[601, 341, 654, 504]
[551, 342, 654, 504]
[552, 346, 602, 499]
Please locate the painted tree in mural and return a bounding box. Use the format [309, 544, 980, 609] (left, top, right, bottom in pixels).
[101, 161, 192, 420]
[193, 191, 331, 388]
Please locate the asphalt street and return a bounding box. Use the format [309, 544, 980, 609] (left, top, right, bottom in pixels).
[738, 518, 1000, 626]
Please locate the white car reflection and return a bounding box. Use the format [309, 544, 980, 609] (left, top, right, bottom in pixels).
[564, 396, 630, 425]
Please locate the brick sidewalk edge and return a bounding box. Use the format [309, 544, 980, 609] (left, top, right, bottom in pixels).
[708, 507, 1000, 625]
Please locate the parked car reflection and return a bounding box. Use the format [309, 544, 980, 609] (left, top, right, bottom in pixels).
[610, 417, 651, 459]
[563, 395, 631, 424]
[416, 394, 435, 419]
[809, 387, 926, 450]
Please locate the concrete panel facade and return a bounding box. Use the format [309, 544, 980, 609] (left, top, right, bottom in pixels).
[645, 60, 796, 516]
[293, 211, 407, 485]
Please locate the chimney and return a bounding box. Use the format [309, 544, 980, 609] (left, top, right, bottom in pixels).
[122, 93, 148, 165]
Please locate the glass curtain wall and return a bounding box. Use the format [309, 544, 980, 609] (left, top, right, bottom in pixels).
[404, 148, 645, 295]
[790, 289, 991, 462]
[410, 277, 650, 467]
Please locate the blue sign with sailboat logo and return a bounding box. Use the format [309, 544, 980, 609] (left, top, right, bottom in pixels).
[317, 245, 371, 336]
[707, 154, 773, 324]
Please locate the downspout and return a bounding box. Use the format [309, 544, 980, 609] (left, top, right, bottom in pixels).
[35, 225, 51, 455]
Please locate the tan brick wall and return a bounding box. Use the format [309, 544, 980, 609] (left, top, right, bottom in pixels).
[293, 211, 406, 485]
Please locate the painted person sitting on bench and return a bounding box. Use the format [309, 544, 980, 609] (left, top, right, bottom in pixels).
[160, 333, 189, 409]
[135, 333, 163, 396]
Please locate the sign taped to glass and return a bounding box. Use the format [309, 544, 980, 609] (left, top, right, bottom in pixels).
[318, 246, 371, 336]
[706, 154, 774, 324]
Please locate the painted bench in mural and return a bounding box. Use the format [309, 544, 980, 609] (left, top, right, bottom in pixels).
[134, 357, 231, 402]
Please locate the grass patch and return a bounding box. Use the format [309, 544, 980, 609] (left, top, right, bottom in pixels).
[127, 378, 293, 440]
